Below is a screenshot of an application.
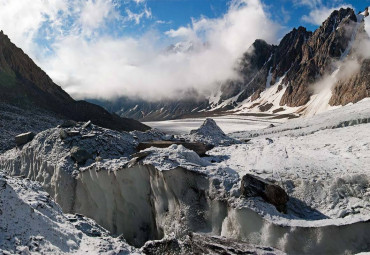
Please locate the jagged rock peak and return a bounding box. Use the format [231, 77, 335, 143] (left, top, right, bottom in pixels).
[321, 8, 357, 32]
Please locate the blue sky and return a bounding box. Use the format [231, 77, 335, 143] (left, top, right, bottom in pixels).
[0, 0, 368, 100]
[122, 0, 370, 37]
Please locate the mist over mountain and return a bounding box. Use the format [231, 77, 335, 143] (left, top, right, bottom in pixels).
[93, 7, 370, 121]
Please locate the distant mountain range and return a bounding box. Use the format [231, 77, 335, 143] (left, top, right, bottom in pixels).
[92, 7, 370, 121]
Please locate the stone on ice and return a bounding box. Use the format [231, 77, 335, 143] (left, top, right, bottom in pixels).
[15, 132, 35, 146]
[241, 174, 288, 213]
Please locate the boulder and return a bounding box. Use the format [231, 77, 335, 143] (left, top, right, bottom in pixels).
[70, 146, 92, 164]
[15, 132, 35, 146]
[240, 174, 288, 213]
[59, 130, 68, 140]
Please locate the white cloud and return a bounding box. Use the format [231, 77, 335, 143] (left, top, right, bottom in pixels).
[301, 5, 352, 26]
[125, 6, 151, 25]
[79, 0, 118, 34]
[132, 0, 145, 4]
[0, 0, 68, 53]
[294, 0, 323, 9]
[0, 0, 281, 101]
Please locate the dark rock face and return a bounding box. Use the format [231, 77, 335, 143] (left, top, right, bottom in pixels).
[233, 8, 359, 108]
[0, 31, 149, 132]
[329, 25, 370, 106]
[228, 7, 368, 109]
[281, 8, 358, 106]
[220, 39, 275, 103]
[15, 132, 35, 146]
[330, 59, 370, 105]
[241, 174, 289, 213]
[234, 26, 312, 105]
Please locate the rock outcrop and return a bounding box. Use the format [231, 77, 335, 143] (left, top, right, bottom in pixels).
[70, 146, 92, 164]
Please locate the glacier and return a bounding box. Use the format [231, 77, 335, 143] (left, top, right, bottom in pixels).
[1, 99, 370, 254]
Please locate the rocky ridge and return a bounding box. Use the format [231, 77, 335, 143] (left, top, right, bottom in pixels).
[0, 30, 149, 132]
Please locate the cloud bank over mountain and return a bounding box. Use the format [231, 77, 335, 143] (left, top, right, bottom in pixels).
[0, 0, 281, 101]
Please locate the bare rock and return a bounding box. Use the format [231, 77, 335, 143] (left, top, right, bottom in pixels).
[59, 130, 68, 140]
[251, 89, 262, 102]
[70, 146, 92, 164]
[330, 59, 370, 106]
[241, 174, 289, 213]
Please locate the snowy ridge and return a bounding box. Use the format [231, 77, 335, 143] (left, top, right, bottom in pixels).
[231, 98, 370, 138]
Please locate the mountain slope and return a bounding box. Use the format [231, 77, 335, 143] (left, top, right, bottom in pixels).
[222, 7, 369, 110]
[0, 30, 149, 132]
[100, 7, 370, 121]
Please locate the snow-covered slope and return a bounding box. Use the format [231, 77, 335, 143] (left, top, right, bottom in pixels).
[231, 98, 370, 138]
[0, 172, 139, 254]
